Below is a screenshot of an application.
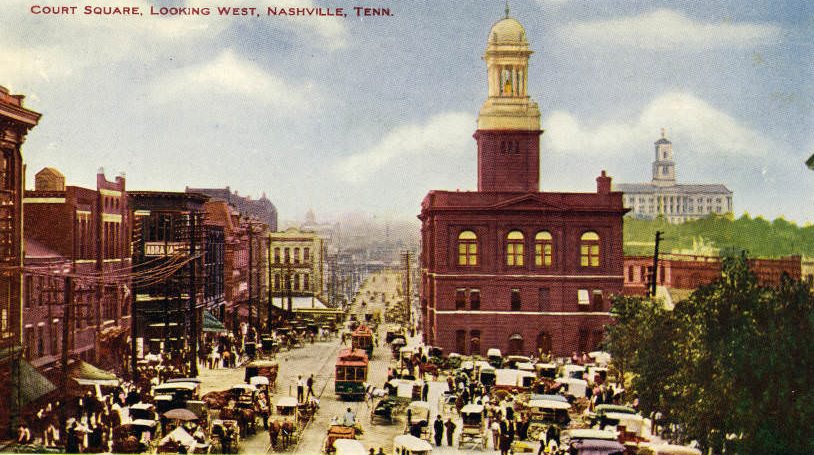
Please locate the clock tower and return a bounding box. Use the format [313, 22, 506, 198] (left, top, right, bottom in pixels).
[475, 11, 543, 192]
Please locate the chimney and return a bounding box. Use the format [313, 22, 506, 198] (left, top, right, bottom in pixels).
[596, 170, 611, 194]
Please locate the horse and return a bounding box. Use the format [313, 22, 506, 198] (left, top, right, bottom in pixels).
[268, 420, 280, 450]
[280, 419, 295, 449]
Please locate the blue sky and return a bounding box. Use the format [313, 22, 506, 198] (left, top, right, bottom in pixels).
[2, 0, 812, 224]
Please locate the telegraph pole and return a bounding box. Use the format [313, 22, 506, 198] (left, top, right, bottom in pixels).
[188, 213, 198, 377]
[650, 231, 662, 298]
[267, 235, 272, 333]
[248, 223, 254, 336]
[60, 275, 73, 434]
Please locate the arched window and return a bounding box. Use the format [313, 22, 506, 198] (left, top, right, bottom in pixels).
[506, 230, 524, 266]
[534, 231, 553, 267]
[457, 231, 478, 266]
[580, 232, 600, 267]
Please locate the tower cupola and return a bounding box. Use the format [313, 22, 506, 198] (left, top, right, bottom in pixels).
[475, 10, 543, 192]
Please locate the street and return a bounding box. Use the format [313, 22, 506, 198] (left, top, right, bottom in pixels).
[197, 270, 507, 454]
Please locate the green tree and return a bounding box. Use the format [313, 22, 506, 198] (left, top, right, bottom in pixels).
[605, 254, 814, 454]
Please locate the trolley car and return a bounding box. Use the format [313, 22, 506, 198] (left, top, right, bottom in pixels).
[351, 324, 374, 358]
[335, 348, 369, 400]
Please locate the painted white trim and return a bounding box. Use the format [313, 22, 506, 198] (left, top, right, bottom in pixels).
[433, 310, 610, 316]
[24, 197, 66, 204]
[99, 189, 122, 197]
[102, 213, 122, 222]
[427, 272, 623, 280]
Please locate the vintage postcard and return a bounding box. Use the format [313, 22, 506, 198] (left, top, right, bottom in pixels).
[0, 0, 811, 454]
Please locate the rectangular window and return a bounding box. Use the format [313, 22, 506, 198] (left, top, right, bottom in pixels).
[303, 275, 310, 291]
[627, 266, 635, 282]
[455, 330, 466, 355]
[303, 247, 310, 262]
[592, 290, 604, 311]
[51, 321, 59, 355]
[469, 289, 480, 310]
[511, 288, 521, 311]
[37, 326, 44, 357]
[578, 329, 589, 353]
[538, 288, 550, 312]
[455, 289, 466, 310]
[577, 289, 590, 308]
[470, 330, 481, 356]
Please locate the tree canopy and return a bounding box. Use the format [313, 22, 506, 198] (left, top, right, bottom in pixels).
[604, 254, 814, 454]
[624, 214, 814, 258]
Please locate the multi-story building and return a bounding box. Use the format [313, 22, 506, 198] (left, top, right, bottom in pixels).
[268, 227, 325, 313]
[202, 201, 270, 335]
[624, 254, 802, 305]
[186, 187, 278, 232]
[0, 87, 40, 435]
[615, 132, 733, 223]
[129, 191, 207, 376]
[23, 168, 132, 374]
[419, 13, 627, 357]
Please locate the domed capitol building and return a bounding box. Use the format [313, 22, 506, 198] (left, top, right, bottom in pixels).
[614, 131, 733, 224]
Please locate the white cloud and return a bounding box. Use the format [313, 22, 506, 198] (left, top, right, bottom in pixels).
[559, 9, 781, 50]
[267, 0, 349, 49]
[545, 91, 776, 160]
[149, 50, 315, 108]
[0, 0, 347, 86]
[336, 112, 474, 184]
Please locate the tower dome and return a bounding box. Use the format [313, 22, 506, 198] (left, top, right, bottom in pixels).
[488, 17, 527, 45]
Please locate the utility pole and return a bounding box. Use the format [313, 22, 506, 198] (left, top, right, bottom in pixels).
[267, 234, 272, 334]
[60, 275, 73, 434]
[402, 251, 411, 326]
[650, 231, 662, 298]
[188, 212, 198, 377]
[248, 222, 254, 336]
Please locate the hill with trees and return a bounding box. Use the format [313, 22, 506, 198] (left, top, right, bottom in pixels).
[624, 214, 814, 257]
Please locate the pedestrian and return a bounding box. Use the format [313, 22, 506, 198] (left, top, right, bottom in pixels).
[421, 381, 429, 402]
[433, 415, 444, 446]
[296, 375, 305, 403]
[16, 423, 31, 444]
[306, 374, 315, 400]
[65, 422, 80, 454]
[444, 417, 456, 446]
[491, 419, 500, 450]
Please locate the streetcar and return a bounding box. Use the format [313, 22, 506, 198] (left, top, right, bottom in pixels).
[335, 348, 369, 400]
[351, 324, 374, 358]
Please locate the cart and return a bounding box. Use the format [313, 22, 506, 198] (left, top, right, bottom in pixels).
[458, 404, 485, 450]
[324, 424, 356, 453]
[403, 401, 431, 441]
[211, 419, 240, 454]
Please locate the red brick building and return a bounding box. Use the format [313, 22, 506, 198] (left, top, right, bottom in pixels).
[0, 86, 40, 436]
[623, 253, 802, 296]
[23, 168, 132, 373]
[419, 14, 626, 358]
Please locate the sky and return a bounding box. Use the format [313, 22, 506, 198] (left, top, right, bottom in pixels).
[2, 0, 812, 225]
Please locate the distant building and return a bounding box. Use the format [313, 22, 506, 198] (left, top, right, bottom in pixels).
[202, 201, 268, 334]
[268, 227, 325, 314]
[0, 87, 40, 435]
[186, 186, 278, 231]
[419, 13, 626, 357]
[615, 131, 733, 223]
[623, 254, 802, 301]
